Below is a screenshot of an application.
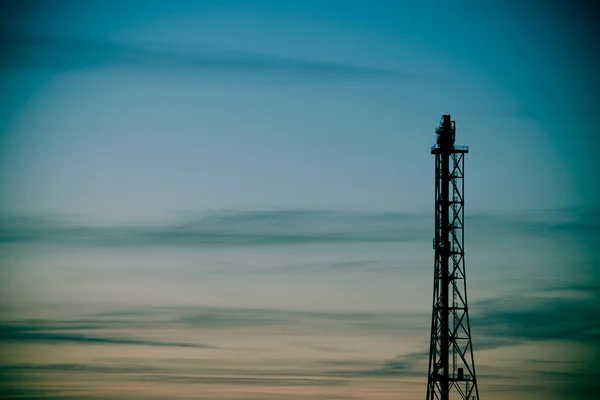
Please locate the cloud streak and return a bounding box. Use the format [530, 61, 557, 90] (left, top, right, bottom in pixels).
[324, 353, 425, 378]
[0, 323, 214, 349]
[0, 33, 400, 80]
[1, 207, 597, 249]
[471, 293, 600, 347]
[0, 210, 430, 247]
[1, 293, 598, 398]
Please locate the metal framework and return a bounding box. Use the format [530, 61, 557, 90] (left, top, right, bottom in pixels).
[426, 114, 479, 400]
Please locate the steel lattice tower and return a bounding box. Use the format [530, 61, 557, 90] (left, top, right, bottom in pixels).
[426, 114, 479, 400]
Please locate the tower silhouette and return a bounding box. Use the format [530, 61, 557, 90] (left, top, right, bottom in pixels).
[426, 114, 479, 400]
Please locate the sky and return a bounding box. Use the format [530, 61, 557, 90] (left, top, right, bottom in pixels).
[0, 1, 599, 399]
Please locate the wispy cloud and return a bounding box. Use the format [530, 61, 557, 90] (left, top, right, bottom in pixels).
[467, 206, 600, 239]
[130, 375, 348, 386]
[256, 259, 386, 274]
[0, 210, 430, 247]
[172, 306, 422, 336]
[1, 207, 596, 249]
[0, 33, 400, 80]
[324, 352, 426, 378]
[1, 293, 598, 398]
[0, 323, 214, 349]
[0, 305, 422, 348]
[471, 292, 600, 347]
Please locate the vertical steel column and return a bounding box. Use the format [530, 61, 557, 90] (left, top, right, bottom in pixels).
[440, 124, 450, 400]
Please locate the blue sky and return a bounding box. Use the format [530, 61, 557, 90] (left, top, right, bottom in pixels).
[0, 1, 598, 399]
[1, 0, 597, 220]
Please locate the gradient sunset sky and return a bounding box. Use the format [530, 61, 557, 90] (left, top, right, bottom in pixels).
[0, 1, 599, 399]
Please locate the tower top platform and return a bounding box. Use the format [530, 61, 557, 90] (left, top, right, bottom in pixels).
[430, 144, 469, 154]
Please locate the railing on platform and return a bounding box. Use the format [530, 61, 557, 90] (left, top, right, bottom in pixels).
[430, 144, 470, 153]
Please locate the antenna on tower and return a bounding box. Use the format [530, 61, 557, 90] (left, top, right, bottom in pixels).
[427, 114, 480, 400]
